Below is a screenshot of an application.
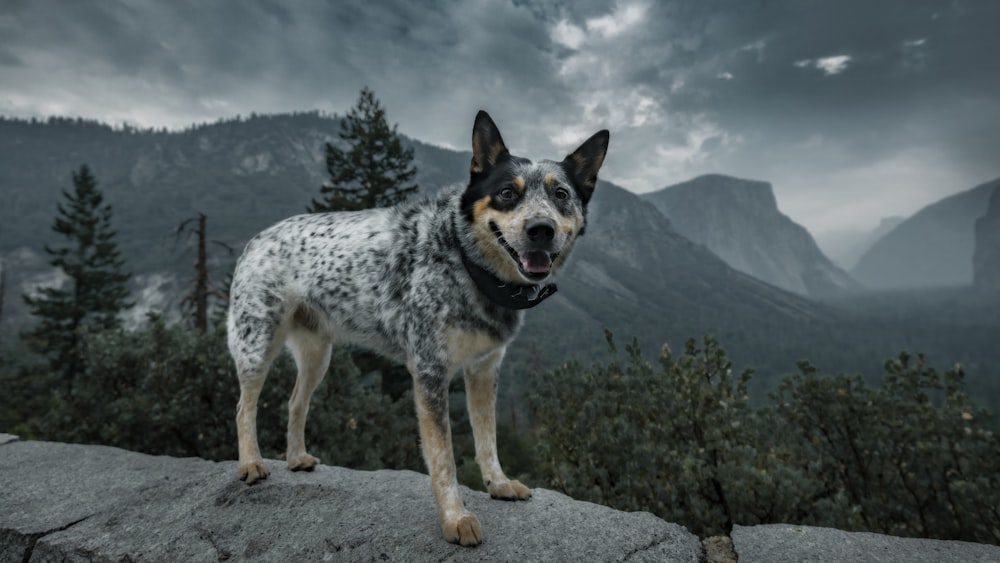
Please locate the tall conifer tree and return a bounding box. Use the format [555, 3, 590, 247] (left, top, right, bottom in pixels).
[308, 87, 418, 212]
[23, 164, 131, 390]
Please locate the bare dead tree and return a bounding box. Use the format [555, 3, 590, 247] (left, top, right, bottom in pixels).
[176, 213, 232, 333]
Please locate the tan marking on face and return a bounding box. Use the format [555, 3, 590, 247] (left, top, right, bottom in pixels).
[544, 173, 559, 187]
[555, 212, 581, 236]
[472, 195, 492, 220]
[512, 176, 525, 194]
[471, 205, 524, 282]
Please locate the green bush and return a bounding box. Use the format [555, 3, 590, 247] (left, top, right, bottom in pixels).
[530, 332, 1000, 544]
[531, 332, 825, 536]
[775, 353, 1000, 543]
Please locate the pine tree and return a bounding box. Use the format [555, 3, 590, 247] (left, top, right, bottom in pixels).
[308, 87, 418, 212]
[22, 164, 132, 391]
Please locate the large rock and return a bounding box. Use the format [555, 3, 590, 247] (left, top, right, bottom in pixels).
[0, 440, 701, 562]
[642, 174, 857, 297]
[974, 186, 1000, 289]
[4, 439, 999, 561]
[731, 524, 1000, 563]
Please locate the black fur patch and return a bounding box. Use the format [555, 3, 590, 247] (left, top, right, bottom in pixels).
[460, 156, 531, 222]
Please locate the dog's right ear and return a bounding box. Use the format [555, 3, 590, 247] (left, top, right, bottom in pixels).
[562, 129, 609, 205]
[470, 111, 509, 178]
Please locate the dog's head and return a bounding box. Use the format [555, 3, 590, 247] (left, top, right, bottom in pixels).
[460, 111, 609, 285]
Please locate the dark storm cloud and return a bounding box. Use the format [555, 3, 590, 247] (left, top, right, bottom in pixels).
[1, 0, 998, 234]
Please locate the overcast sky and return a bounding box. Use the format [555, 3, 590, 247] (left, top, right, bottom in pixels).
[1, 0, 998, 236]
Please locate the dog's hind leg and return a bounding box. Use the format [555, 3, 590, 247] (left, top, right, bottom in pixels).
[229, 299, 288, 484]
[464, 350, 531, 501]
[285, 324, 332, 472]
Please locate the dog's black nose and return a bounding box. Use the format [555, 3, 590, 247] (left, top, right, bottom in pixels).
[526, 218, 556, 244]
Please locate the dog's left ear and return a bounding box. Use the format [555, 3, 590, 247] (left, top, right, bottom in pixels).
[470, 111, 510, 178]
[562, 130, 610, 204]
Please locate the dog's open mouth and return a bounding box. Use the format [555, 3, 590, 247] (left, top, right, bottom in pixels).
[490, 222, 556, 281]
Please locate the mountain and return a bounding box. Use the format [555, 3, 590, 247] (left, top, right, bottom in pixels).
[641, 174, 857, 297]
[974, 186, 1000, 289]
[851, 178, 1000, 289]
[815, 216, 905, 271]
[3, 114, 999, 414]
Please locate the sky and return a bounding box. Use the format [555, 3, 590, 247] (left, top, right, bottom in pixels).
[1, 0, 998, 237]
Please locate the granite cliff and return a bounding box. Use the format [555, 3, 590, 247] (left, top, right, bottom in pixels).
[642, 174, 857, 297]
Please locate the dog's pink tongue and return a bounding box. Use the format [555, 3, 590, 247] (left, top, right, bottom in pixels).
[521, 251, 552, 274]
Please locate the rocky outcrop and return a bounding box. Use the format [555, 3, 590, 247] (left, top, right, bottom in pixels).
[3, 437, 998, 562]
[0, 437, 700, 562]
[974, 186, 1000, 289]
[852, 177, 1000, 289]
[642, 174, 857, 297]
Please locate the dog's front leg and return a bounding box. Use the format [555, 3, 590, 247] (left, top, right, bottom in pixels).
[464, 350, 531, 501]
[411, 364, 482, 546]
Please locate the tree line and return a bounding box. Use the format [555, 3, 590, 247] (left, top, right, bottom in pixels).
[1, 88, 997, 545]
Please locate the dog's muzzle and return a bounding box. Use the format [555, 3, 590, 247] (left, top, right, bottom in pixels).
[490, 221, 559, 281]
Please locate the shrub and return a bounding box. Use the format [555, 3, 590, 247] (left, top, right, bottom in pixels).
[531, 332, 825, 536]
[775, 353, 1000, 543]
[531, 332, 1000, 543]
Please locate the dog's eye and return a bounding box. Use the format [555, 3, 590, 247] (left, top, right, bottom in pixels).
[499, 187, 517, 201]
[554, 187, 570, 200]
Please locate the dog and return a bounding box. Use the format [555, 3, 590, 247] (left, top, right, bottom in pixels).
[227, 111, 609, 546]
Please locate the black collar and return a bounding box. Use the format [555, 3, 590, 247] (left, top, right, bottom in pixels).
[460, 248, 557, 310]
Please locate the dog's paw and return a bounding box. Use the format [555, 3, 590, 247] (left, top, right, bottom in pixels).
[488, 479, 531, 501]
[238, 460, 270, 484]
[287, 453, 320, 472]
[441, 512, 482, 547]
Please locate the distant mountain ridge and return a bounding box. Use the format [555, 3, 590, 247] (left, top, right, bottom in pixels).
[851, 177, 1000, 289]
[816, 216, 905, 271]
[641, 174, 857, 297]
[974, 185, 1000, 289]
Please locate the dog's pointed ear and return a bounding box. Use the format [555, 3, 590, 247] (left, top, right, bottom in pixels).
[470, 111, 509, 177]
[562, 130, 609, 204]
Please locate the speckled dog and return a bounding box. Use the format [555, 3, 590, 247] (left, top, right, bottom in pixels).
[227, 111, 609, 546]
